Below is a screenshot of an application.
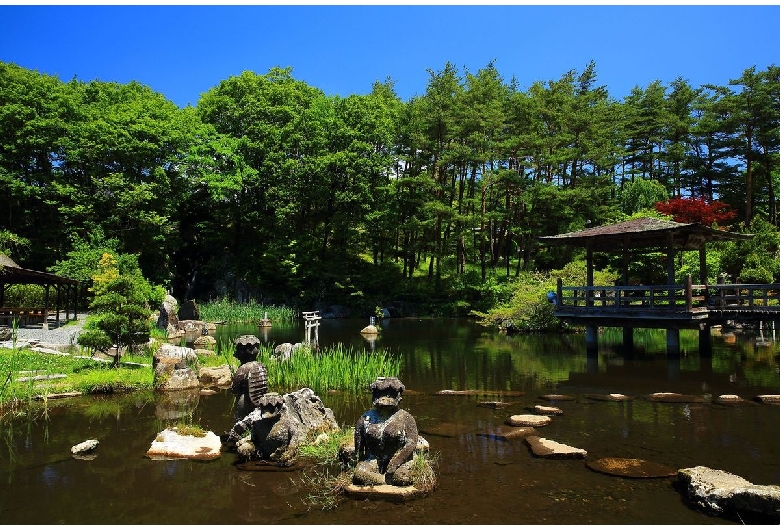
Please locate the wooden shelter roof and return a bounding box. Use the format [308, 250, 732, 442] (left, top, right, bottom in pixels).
[538, 217, 753, 252]
[0, 253, 80, 286]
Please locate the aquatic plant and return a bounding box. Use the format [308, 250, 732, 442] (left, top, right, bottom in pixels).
[199, 299, 298, 323]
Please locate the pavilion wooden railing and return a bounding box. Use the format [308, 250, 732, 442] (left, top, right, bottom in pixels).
[555, 277, 780, 313]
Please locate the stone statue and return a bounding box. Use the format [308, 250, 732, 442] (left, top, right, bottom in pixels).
[353, 376, 419, 486]
[231, 334, 268, 423]
[227, 388, 339, 467]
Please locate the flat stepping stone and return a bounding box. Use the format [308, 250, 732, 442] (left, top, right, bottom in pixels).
[525, 436, 587, 459]
[477, 401, 515, 409]
[583, 393, 633, 402]
[538, 394, 576, 401]
[586, 457, 676, 478]
[478, 426, 538, 442]
[343, 484, 425, 501]
[755, 394, 780, 404]
[532, 405, 563, 415]
[715, 394, 758, 406]
[506, 414, 552, 427]
[16, 373, 67, 382]
[646, 392, 706, 403]
[437, 389, 525, 397]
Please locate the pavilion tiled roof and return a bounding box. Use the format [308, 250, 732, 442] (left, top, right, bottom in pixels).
[538, 217, 752, 252]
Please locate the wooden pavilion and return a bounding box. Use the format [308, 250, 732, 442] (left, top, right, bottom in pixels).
[538, 217, 757, 355]
[0, 253, 82, 330]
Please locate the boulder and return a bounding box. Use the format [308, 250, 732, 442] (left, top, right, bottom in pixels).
[153, 344, 199, 391]
[360, 324, 379, 335]
[0, 327, 12, 341]
[146, 427, 221, 461]
[198, 365, 232, 388]
[677, 465, 780, 522]
[177, 299, 200, 321]
[193, 335, 216, 350]
[525, 436, 587, 459]
[157, 294, 178, 331]
[71, 439, 99, 456]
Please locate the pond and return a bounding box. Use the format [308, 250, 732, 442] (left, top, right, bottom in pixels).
[2, 318, 780, 524]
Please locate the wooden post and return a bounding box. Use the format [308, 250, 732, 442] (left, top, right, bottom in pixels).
[43, 284, 50, 331]
[685, 275, 693, 312]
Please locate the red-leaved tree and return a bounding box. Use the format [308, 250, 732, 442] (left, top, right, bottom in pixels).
[654, 197, 737, 226]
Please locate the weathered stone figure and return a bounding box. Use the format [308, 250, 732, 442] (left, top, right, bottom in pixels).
[227, 388, 339, 467]
[231, 335, 268, 423]
[227, 392, 286, 462]
[353, 376, 419, 486]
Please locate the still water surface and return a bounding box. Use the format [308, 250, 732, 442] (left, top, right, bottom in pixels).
[2, 318, 780, 524]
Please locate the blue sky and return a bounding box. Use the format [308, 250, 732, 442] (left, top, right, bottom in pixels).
[1, 4, 778, 108]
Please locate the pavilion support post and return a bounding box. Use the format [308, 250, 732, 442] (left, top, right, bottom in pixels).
[699, 325, 712, 358]
[585, 324, 598, 357]
[55, 285, 61, 328]
[666, 328, 680, 357]
[623, 327, 634, 351]
[43, 284, 50, 331]
[586, 245, 594, 307]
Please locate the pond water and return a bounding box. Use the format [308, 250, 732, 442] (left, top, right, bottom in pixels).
[2, 318, 780, 525]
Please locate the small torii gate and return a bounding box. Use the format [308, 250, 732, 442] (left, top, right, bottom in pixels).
[301, 311, 321, 345]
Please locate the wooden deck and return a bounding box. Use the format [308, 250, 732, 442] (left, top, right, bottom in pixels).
[554, 279, 780, 328]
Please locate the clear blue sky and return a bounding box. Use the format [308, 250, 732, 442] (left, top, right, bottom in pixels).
[1, 4, 778, 108]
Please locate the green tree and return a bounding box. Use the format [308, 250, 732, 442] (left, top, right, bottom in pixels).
[77, 253, 159, 366]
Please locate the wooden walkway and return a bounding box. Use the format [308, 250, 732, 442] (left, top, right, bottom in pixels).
[554, 278, 780, 328]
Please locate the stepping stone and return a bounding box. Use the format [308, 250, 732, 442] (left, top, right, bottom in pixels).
[506, 414, 552, 427]
[533, 405, 563, 415]
[647, 392, 706, 403]
[586, 457, 676, 478]
[343, 484, 426, 501]
[583, 393, 633, 402]
[35, 391, 82, 400]
[437, 389, 525, 397]
[714, 394, 758, 406]
[525, 436, 587, 459]
[755, 395, 780, 404]
[538, 394, 576, 401]
[478, 401, 515, 409]
[477, 426, 538, 442]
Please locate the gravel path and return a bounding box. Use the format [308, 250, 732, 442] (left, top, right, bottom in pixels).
[1, 312, 89, 348]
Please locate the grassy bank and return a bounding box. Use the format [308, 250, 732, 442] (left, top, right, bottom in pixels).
[199, 299, 298, 323]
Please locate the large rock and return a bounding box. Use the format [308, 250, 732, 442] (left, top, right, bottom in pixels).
[153, 344, 199, 391]
[146, 427, 221, 461]
[677, 466, 780, 522]
[198, 365, 232, 388]
[157, 294, 178, 331]
[177, 299, 200, 321]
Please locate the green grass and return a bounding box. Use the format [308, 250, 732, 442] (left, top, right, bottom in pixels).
[199, 299, 298, 323]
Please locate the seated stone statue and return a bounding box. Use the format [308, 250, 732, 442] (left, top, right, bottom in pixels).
[353, 376, 419, 486]
[227, 388, 339, 467]
[227, 392, 288, 463]
[230, 334, 268, 423]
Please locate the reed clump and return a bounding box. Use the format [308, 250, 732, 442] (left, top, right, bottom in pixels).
[199, 299, 298, 323]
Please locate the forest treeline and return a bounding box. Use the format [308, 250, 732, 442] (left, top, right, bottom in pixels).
[1, 59, 779, 318]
